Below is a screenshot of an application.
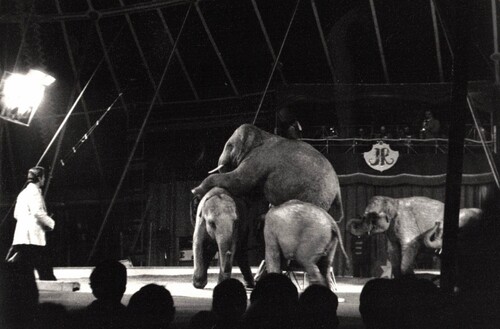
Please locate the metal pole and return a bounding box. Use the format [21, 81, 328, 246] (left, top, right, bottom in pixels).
[12, 3, 34, 72]
[36, 61, 102, 167]
[195, 2, 239, 96]
[251, 0, 287, 84]
[157, 9, 200, 100]
[252, 0, 301, 125]
[491, 0, 500, 84]
[368, 0, 390, 83]
[54, 0, 106, 184]
[310, 0, 336, 82]
[0, 123, 4, 194]
[87, 4, 192, 264]
[37, 17, 126, 167]
[119, 0, 164, 104]
[430, 0, 445, 82]
[441, 0, 470, 293]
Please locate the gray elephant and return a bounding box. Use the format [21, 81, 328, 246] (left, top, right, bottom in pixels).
[347, 196, 483, 277]
[192, 187, 255, 289]
[423, 207, 483, 249]
[191, 124, 343, 221]
[264, 200, 349, 290]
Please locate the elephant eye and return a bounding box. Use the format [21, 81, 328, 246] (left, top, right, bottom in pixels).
[208, 221, 216, 229]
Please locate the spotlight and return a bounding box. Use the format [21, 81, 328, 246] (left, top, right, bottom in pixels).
[0, 69, 55, 126]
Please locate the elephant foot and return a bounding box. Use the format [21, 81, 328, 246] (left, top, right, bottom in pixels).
[193, 278, 208, 289]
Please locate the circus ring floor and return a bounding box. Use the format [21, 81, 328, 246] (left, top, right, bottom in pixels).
[38, 267, 439, 329]
[37, 267, 382, 329]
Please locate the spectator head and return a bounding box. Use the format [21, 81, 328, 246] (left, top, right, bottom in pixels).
[89, 260, 127, 302]
[244, 273, 299, 329]
[360, 277, 447, 329]
[127, 284, 175, 329]
[298, 284, 339, 329]
[250, 272, 298, 305]
[359, 278, 399, 329]
[212, 278, 247, 323]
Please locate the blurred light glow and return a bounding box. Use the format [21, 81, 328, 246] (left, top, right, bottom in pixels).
[0, 69, 55, 126]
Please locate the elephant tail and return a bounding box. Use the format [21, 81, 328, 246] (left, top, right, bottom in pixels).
[330, 226, 351, 272]
[332, 191, 344, 223]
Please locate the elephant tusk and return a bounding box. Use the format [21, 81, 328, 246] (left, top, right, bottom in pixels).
[208, 164, 224, 174]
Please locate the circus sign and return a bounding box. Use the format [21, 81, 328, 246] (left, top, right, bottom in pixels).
[363, 141, 399, 172]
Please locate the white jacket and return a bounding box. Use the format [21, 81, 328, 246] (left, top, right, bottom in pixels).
[12, 183, 55, 246]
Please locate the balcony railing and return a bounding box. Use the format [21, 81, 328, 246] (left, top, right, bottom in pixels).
[302, 137, 496, 155]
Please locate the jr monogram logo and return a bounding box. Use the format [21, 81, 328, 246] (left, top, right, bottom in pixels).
[363, 141, 399, 172]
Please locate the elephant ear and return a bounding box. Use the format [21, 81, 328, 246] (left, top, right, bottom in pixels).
[384, 197, 398, 221]
[192, 191, 212, 227]
[190, 195, 201, 227]
[236, 124, 265, 165]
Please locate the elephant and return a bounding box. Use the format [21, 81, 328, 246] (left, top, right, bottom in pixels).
[191, 124, 343, 221]
[347, 196, 483, 278]
[264, 200, 350, 290]
[192, 187, 255, 289]
[422, 207, 483, 249]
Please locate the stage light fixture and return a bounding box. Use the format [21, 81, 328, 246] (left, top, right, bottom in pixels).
[0, 69, 55, 126]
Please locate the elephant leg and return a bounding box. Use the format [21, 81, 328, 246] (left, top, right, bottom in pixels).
[265, 238, 282, 274]
[296, 245, 326, 287]
[387, 240, 402, 278]
[193, 240, 217, 289]
[400, 243, 420, 276]
[318, 239, 337, 291]
[204, 243, 218, 273]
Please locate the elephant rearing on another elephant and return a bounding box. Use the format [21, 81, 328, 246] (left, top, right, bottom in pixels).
[191, 124, 343, 221]
[348, 196, 483, 278]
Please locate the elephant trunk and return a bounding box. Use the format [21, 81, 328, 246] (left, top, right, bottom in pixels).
[423, 222, 443, 249]
[347, 218, 370, 236]
[217, 240, 236, 284]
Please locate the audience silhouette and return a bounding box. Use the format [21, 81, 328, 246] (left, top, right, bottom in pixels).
[127, 283, 175, 329]
[211, 278, 247, 329]
[242, 273, 298, 329]
[188, 310, 216, 329]
[359, 276, 456, 329]
[33, 302, 69, 329]
[297, 284, 339, 329]
[81, 259, 128, 329]
[0, 261, 39, 328]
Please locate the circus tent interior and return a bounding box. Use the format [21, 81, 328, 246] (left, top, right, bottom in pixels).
[0, 0, 498, 293]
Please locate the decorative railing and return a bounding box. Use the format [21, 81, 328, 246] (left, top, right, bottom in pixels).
[301, 137, 496, 155]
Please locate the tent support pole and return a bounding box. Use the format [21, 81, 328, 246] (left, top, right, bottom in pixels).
[441, 0, 470, 294]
